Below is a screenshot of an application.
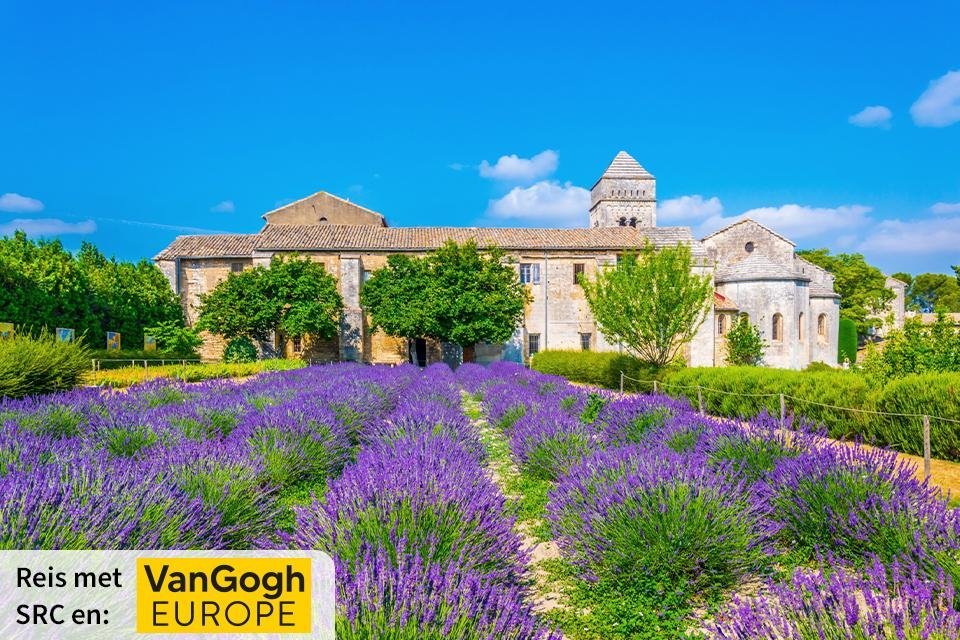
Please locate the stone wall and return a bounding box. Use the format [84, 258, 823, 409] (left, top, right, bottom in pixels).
[702, 220, 795, 267]
[716, 279, 811, 369]
[167, 241, 833, 370]
[263, 192, 386, 226]
[589, 175, 657, 228]
[809, 297, 840, 365]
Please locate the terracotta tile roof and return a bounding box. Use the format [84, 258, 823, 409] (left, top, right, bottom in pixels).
[156, 225, 705, 259]
[714, 292, 739, 310]
[154, 234, 257, 260]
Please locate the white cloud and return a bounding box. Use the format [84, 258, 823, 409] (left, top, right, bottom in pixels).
[210, 200, 235, 213]
[657, 195, 723, 224]
[931, 201, 960, 215]
[859, 214, 960, 254]
[0, 218, 96, 236]
[698, 204, 871, 240]
[740, 204, 872, 239]
[448, 162, 465, 171]
[0, 193, 44, 213]
[479, 150, 558, 182]
[486, 180, 590, 226]
[848, 105, 892, 129]
[910, 70, 960, 127]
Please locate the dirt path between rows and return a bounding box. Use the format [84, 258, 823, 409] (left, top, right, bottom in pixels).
[461, 395, 569, 633]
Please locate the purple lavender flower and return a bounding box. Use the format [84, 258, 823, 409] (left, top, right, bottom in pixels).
[289, 432, 528, 587]
[764, 441, 960, 568]
[548, 444, 771, 593]
[509, 406, 594, 480]
[339, 544, 561, 640]
[707, 557, 960, 639]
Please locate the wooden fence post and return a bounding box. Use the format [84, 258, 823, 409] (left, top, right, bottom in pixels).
[779, 394, 786, 430]
[653, 380, 658, 394]
[923, 415, 932, 480]
[619, 371, 624, 394]
[697, 386, 704, 415]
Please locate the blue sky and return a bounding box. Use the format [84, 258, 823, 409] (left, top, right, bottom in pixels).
[1, 1, 958, 274]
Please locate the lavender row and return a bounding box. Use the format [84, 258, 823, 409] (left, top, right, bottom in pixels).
[286, 363, 559, 639]
[467, 361, 960, 636]
[0, 363, 424, 549]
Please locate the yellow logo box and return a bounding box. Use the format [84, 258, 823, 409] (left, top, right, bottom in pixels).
[136, 557, 311, 634]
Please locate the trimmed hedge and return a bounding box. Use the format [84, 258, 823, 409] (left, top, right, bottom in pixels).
[532, 351, 960, 461]
[838, 317, 858, 364]
[872, 373, 960, 461]
[661, 367, 874, 439]
[663, 368, 960, 460]
[530, 350, 662, 390]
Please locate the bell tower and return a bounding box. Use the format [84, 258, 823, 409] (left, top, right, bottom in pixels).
[589, 151, 656, 228]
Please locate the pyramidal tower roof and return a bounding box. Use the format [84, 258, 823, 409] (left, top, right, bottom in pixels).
[602, 151, 654, 179]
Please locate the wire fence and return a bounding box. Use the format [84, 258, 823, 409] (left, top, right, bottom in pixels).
[90, 358, 201, 371]
[618, 371, 960, 479]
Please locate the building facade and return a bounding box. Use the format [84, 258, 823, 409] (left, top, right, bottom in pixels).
[155, 152, 841, 369]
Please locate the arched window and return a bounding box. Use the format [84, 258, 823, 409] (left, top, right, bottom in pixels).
[629, 217, 637, 227]
[798, 312, 804, 340]
[717, 314, 727, 335]
[618, 217, 627, 226]
[818, 314, 827, 339]
[772, 313, 783, 342]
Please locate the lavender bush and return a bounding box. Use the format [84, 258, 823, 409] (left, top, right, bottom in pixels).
[765, 442, 960, 568]
[548, 445, 771, 595]
[290, 432, 527, 586]
[708, 558, 960, 639]
[339, 546, 559, 640]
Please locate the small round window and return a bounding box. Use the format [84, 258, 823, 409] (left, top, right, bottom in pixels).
[745, 241, 755, 253]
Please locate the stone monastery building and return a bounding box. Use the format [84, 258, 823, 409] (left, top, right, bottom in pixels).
[155, 152, 840, 369]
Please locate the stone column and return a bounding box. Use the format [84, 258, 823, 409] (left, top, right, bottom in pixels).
[339, 254, 363, 361]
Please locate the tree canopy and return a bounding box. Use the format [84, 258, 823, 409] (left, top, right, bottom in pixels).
[796, 249, 894, 335]
[361, 240, 529, 361]
[725, 314, 765, 366]
[580, 242, 713, 367]
[891, 271, 960, 312]
[0, 231, 184, 349]
[360, 254, 437, 342]
[196, 254, 342, 343]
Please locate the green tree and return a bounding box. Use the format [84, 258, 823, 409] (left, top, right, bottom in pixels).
[580, 242, 712, 367]
[861, 313, 960, 378]
[838, 317, 858, 365]
[196, 254, 342, 345]
[267, 255, 343, 340]
[0, 232, 184, 346]
[77, 242, 184, 346]
[361, 241, 529, 363]
[144, 320, 203, 355]
[361, 254, 437, 343]
[902, 272, 960, 312]
[195, 268, 277, 341]
[797, 249, 894, 335]
[428, 241, 529, 362]
[725, 315, 765, 366]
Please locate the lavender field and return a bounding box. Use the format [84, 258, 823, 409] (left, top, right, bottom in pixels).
[1, 362, 959, 638]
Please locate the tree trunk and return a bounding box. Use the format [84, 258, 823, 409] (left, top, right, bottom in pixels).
[462, 344, 476, 363]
